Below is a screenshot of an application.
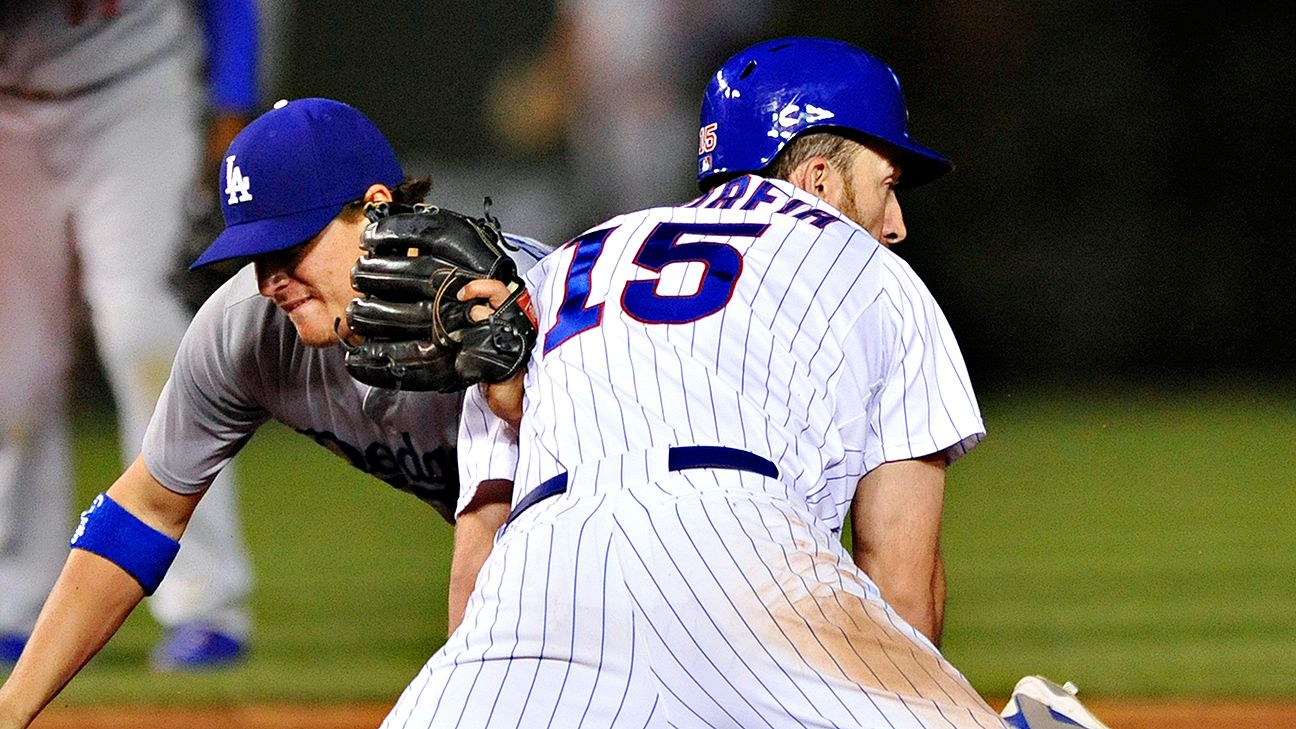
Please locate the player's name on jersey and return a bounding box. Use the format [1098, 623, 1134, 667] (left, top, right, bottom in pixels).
[297, 427, 457, 494]
[685, 175, 846, 231]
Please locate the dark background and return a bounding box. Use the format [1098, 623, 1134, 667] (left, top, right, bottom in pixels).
[277, 1, 1294, 391]
[92, 2, 1274, 399]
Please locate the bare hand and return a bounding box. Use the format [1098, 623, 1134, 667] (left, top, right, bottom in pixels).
[458, 279, 514, 323]
[459, 279, 526, 427]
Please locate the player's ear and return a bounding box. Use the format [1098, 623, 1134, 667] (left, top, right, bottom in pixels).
[362, 183, 394, 205]
[788, 157, 844, 206]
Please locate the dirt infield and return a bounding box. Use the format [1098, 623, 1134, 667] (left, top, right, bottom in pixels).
[31, 704, 390, 729]
[29, 700, 1296, 728]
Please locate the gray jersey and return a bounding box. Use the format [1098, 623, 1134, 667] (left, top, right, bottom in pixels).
[142, 266, 467, 520]
[0, 0, 197, 96]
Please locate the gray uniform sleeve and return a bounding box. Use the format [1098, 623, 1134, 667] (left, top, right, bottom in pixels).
[503, 233, 553, 274]
[142, 269, 271, 494]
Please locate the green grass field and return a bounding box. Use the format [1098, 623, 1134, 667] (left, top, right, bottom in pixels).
[940, 384, 1296, 698]
[11, 384, 1296, 707]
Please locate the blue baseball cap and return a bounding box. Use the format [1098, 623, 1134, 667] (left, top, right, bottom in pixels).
[191, 98, 404, 269]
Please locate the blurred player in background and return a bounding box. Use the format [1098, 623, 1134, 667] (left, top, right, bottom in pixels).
[384, 37, 1112, 729]
[0, 0, 259, 671]
[487, 0, 768, 241]
[0, 97, 549, 729]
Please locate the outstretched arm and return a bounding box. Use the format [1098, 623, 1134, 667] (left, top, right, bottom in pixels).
[0, 457, 201, 729]
[850, 453, 948, 646]
[441, 278, 531, 633]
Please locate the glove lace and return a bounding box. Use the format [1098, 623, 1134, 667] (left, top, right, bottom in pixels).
[333, 317, 358, 352]
[432, 267, 463, 343]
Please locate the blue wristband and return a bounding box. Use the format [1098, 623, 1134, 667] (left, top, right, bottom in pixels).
[69, 493, 181, 596]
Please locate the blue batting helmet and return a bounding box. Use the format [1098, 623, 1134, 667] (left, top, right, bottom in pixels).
[697, 37, 952, 190]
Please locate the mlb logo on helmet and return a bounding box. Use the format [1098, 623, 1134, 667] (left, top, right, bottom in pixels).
[190, 98, 405, 269]
[697, 122, 719, 176]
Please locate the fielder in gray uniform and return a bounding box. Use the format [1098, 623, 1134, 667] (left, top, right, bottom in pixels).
[0, 97, 545, 729]
[0, 0, 259, 670]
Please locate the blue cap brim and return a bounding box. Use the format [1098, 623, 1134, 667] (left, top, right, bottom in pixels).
[887, 137, 953, 189]
[189, 202, 345, 269]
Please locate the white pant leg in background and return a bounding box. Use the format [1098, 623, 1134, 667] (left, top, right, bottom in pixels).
[0, 421, 73, 636]
[0, 92, 80, 636]
[148, 468, 251, 638]
[68, 54, 253, 639]
[0, 53, 252, 639]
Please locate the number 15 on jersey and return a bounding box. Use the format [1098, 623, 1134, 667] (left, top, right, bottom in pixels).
[544, 221, 770, 353]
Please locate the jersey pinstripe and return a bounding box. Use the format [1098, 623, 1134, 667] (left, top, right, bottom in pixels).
[384, 176, 1000, 728]
[514, 174, 982, 532]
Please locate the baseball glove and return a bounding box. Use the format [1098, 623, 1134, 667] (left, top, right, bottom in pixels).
[343, 202, 536, 393]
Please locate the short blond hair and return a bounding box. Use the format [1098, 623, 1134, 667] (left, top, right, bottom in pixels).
[765, 131, 862, 189]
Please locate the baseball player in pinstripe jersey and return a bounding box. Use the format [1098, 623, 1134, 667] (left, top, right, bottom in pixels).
[385, 38, 1111, 729]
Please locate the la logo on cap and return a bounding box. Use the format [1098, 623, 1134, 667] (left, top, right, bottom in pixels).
[192, 97, 404, 270]
[224, 155, 252, 205]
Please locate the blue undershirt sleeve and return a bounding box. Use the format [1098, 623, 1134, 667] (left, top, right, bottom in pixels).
[199, 0, 260, 114]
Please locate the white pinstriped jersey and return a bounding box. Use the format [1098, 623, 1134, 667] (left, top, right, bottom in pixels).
[384, 176, 1002, 729]
[513, 174, 983, 531]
